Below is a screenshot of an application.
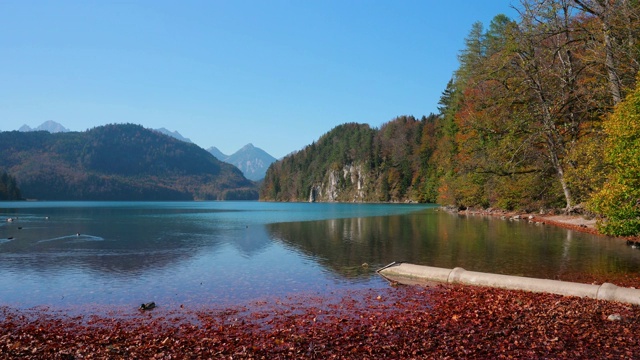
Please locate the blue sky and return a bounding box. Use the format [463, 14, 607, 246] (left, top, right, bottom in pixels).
[0, 1, 517, 159]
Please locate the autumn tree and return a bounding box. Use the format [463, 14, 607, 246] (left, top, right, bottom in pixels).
[510, 0, 609, 210]
[589, 76, 640, 236]
[573, 0, 640, 105]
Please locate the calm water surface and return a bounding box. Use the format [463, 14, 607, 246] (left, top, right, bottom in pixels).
[0, 201, 638, 311]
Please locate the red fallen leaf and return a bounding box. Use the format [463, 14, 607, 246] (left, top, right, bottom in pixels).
[3, 285, 640, 358]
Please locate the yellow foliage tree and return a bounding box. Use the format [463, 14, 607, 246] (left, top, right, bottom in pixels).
[589, 76, 640, 236]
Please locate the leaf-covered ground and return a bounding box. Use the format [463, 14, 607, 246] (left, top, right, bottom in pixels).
[2, 282, 639, 359]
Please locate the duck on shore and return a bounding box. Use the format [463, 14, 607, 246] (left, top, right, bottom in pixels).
[139, 302, 156, 311]
[625, 240, 640, 248]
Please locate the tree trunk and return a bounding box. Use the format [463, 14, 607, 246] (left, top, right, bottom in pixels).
[573, 0, 624, 104]
[603, 20, 623, 105]
[541, 102, 574, 210]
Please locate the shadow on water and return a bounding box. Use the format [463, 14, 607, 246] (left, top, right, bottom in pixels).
[267, 209, 640, 281]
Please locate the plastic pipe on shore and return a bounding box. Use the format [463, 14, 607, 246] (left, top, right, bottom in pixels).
[377, 262, 640, 305]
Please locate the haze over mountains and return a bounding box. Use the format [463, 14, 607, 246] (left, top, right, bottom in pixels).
[17, 121, 276, 182]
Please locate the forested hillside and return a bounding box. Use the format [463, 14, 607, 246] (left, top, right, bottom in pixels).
[0, 124, 258, 200]
[260, 117, 439, 203]
[261, 0, 640, 235]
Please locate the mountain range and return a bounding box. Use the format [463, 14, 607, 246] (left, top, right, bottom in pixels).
[207, 144, 276, 181]
[18, 121, 277, 181]
[19, 120, 70, 133]
[3, 123, 258, 200]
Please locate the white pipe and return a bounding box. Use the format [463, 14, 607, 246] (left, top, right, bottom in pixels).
[377, 262, 640, 305]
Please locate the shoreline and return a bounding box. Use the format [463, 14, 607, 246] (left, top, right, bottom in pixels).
[448, 207, 604, 237]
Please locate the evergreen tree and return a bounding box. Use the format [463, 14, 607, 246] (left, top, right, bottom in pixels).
[0, 172, 22, 200]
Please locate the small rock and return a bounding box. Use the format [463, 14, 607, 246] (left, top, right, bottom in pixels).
[607, 314, 622, 321]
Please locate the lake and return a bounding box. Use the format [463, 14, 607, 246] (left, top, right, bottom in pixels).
[1, 201, 639, 311]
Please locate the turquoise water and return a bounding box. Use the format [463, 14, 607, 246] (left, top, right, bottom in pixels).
[0, 201, 434, 309]
[1, 201, 639, 311]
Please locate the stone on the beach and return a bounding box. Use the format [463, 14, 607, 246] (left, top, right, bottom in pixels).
[607, 313, 622, 321]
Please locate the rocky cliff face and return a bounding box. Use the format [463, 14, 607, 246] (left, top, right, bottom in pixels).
[308, 163, 368, 202]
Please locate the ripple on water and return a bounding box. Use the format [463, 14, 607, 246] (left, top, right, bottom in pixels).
[37, 234, 106, 244]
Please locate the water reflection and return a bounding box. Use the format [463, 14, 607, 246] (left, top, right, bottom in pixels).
[268, 209, 640, 280]
[0, 206, 272, 276]
[2, 202, 640, 309]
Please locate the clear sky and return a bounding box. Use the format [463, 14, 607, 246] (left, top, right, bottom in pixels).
[0, 1, 517, 159]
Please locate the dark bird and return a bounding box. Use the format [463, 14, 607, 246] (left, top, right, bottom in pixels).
[139, 302, 156, 311]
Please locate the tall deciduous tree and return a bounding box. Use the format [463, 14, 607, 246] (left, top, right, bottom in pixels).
[512, 0, 589, 210]
[573, 0, 640, 105]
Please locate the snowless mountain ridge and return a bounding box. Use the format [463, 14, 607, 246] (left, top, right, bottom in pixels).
[16, 121, 276, 181]
[19, 120, 70, 133]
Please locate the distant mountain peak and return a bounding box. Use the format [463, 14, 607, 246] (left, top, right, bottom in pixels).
[207, 144, 276, 181]
[154, 128, 193, 143]
[206, 146, 229, 161]
[19, 121, 69, 133]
